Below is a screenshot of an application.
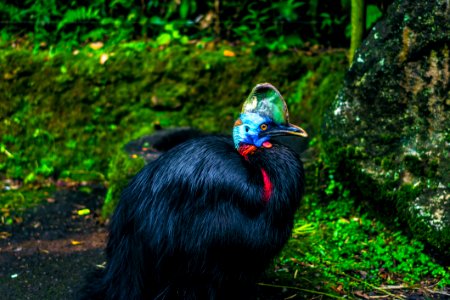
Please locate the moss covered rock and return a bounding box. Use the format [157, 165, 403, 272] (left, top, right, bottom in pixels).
[323, 0, 449, 254]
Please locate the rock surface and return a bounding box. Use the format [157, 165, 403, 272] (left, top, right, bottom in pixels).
[323, 0, 449, 254]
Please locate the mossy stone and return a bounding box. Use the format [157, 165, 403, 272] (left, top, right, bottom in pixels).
[323, 0, 449, 255]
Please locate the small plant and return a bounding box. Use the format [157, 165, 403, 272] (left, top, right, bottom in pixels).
[154, 23, 190, 47]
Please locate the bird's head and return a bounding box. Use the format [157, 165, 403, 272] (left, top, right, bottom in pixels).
[233, 83, 308, 157]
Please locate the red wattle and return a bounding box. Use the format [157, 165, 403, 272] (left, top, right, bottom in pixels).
[261, 168, 273, 203]
[238, 144, 257, 159]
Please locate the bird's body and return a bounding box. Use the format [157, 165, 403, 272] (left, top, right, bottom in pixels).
[80, 83, 307, 300]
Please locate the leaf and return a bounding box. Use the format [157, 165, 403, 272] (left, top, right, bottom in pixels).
[100, 53, 109, 65]
[65, 139, 77, 149]
[156, 33, 172, 46]
[57, 7, 100, 31]
[366, 5, 382, 29]
[180, 36, 189, 45]
[24, 172, 36, 184]
[89, 41, 104, 50]
[77, 208, 90, 216]
[179, 0, 189, 19]
[0, 231, 12, 239]
[223, 50, 236, 57]
[353, 291, 370, 299]
[71, 240, 83, 245]
[149, 16, 165, 26]
[164, 23, 175, 31]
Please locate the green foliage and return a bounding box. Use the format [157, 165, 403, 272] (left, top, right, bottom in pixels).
[155, 23, 189, 46]
[0, 0, 386, 52]
[57, 7, 101, 32]
[230, 0, 306, 51]
[366, 4, 383, 30]
[277, 191, 450, 296]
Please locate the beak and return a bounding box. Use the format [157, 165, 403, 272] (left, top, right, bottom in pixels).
[261, 123, 308, 138]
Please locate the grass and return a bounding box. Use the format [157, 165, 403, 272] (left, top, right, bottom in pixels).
[272, 190, 450, 298]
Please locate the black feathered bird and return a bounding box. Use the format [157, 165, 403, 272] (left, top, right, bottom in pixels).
[81, 83, 308, 300]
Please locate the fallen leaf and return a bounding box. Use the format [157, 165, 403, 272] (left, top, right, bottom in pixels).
[338, 217, 350, 224]
[0, 231, 12, 239]
[95, 262, 107, 269]
[331, 284, 344, 294]
[39, 248, 49, 254]
[71, 240, 83, 245]
[223, 49, 236, 57]
[4, 73, 14, 80]
[89, 42, 104, 50]
[77, 208, 90, 216]
[100, 53, 109, 65]
[32, 221, 41, 228]
[354, 291, 370, 299]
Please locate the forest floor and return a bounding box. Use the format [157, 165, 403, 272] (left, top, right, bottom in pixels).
[0, 186, 107, 300]
[1, 186, 448, 300]
[0, 185, 310, 300]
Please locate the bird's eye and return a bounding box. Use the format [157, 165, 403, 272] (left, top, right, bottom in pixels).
[260, 124, 268, 131]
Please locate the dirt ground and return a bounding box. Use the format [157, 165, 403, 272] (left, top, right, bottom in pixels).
[0, 186, 107, 300]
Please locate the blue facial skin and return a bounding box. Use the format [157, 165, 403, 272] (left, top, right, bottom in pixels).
[233, 113, 272, 149]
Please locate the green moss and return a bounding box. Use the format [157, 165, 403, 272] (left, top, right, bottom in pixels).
[101, 147, 145, 218]
[1, 45, 346, 186]
[322, 136, 450, 257]
[278, 193, 450, 296]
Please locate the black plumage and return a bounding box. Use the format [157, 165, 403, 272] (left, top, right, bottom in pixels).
[81, 136, 304, 300]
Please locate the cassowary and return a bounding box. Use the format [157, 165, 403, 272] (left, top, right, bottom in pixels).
[80, 83, 307, 300]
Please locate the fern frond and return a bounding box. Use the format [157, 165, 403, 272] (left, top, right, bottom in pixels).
[57, 7, 100, 31]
